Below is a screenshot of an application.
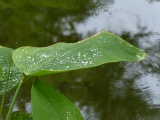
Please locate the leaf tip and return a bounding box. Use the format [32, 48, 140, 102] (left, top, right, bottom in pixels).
[136, 51, 147, 61]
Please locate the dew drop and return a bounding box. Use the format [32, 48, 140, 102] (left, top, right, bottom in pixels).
[78, 52, 81, 57]
[32, 58, 35, 62]
[89, 61, 93, 64]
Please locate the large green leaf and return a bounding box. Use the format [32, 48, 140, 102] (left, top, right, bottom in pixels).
[31, 79, 84, 120]
[12, 31, 146, 76]
[11, 111, 32, 120]
[0, 46, 23, 94]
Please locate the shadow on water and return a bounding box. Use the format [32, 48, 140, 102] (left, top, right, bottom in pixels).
[1, 0, 160, 119]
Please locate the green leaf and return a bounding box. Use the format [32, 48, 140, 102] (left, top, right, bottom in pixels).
[12, 31, 146, 76]
[31, 79, 84, 120]
[0, 46, 23, 94]
[11, 111, 32, 120]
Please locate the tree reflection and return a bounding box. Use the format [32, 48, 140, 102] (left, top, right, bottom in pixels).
[0, 0, 98, 48]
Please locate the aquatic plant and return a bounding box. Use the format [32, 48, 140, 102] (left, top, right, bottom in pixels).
[0, 31, 146, 120]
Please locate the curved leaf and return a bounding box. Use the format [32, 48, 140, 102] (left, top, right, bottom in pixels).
[12, 31, 146, 76]
[32, 79, 84, 120]
[0, 46, 23, 94]
[11, 111, 32, 120]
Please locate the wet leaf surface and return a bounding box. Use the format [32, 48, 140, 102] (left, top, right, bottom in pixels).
[32, 79, 84, 120]
[0, 46, 23, 94]
[12, 31, 146, 76]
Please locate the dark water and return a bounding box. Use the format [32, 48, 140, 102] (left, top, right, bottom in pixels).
[0, 0, 160, 119]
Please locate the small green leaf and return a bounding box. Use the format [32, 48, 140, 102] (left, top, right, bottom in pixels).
[11, 111, 32, 120]
[31, 79, 84, 120]
[12, 31, 146, 76]
[0, 46, 23, 94]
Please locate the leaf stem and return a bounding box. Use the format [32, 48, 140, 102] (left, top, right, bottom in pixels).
[0, 61, 12, 119]
[6, 76, 25, 120]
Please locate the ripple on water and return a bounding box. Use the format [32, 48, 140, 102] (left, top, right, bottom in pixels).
[135, 74, 160, 106]
[92, 2, 113, 17]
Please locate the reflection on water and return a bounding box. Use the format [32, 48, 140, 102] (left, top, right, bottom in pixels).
[0, 0, 160, 119]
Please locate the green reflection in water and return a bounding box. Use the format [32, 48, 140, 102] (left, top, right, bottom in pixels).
[0, 0, 98, 48]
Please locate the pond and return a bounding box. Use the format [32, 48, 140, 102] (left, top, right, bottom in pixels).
[0, 0, 160, 119]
